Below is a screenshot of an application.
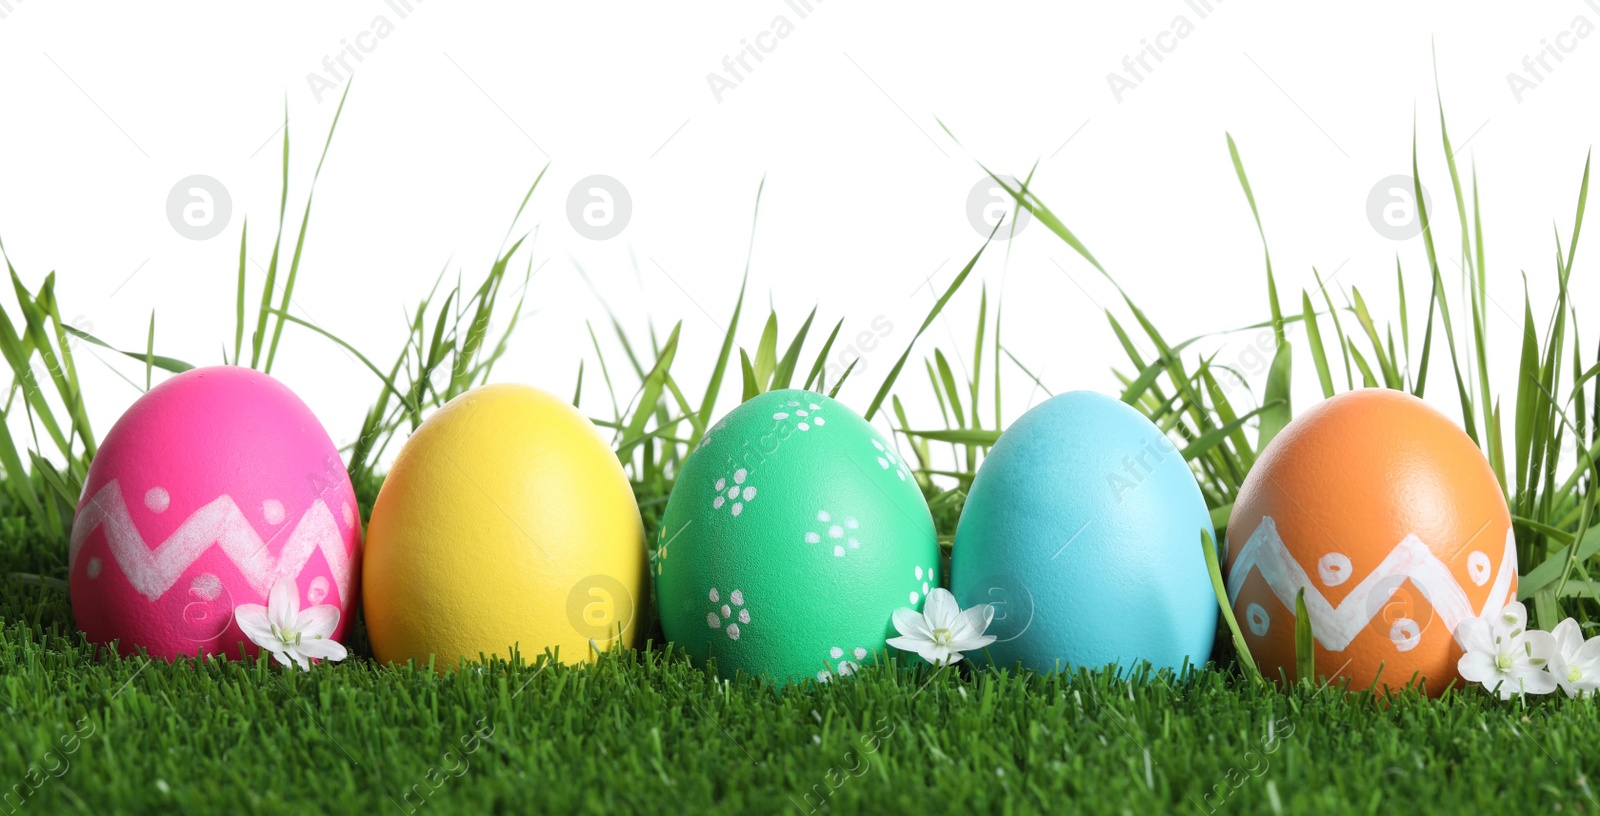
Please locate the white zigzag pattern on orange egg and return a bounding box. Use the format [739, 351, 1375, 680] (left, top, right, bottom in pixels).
[68, 480, 356, 604]
[1226, 516, 1516, 651]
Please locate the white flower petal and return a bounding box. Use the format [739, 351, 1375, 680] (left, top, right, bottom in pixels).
[1455, 616, 1494, 655]
[296, 637, 349, 663]
[1493, 602, 1529, 642]
[922, 588, 960, 631]
[891, 607, 933, 641]
[296, 605, 342, 640]
[1457, 651, 1499, 685]
[953, 605, 995, 640]
[267, 578, 300, 631]
[1510, 666, 1557, 696]
[233, 604, 277, 649]
[886, 635, 927, 654]
[1572, 675, 1600, 697]
[1522, 630, 1558, 664]
[950, 633, 997, 654]
[1551, 618, 1585, 658]
[1571, 633, 1600, 668]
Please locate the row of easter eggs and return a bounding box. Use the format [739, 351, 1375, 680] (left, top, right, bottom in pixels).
[71, 366, 1509, 693]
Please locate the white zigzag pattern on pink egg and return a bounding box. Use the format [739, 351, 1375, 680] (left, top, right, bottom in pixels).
[1226, 516, 1516, 651]
[69, 480, 356, 604]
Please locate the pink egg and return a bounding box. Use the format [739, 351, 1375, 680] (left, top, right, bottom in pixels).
[69, 366, 361, 661]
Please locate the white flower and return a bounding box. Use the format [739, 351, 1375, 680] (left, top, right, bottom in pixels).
[1456, 601, 1556, 699]
[1546, 618, 1600, 698]
[234, 578, 349, 671]
[887, 587, 995, 666]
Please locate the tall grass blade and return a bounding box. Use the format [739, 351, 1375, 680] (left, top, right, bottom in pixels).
[752, 312, 778, 392]
[864, 229, 990, 421]
[693, 180, 762, 438]
[802, 319, 844, 393]
[144, 311, 155, 391]
[1301, 292, 1335, 399]
[619, 322, 681, 456]
[771, 307, 816, 390]
[233, 219, 248, 365]
[264, 82, 353, 373]
[739, 350, 759, 403]
[1294, 588, 1314, 685]
[1201, 529, 1261, 685]
[60, 326, 193, 374]
[1258, 342, 1293, 450]
[1226, 133, 1285, 343]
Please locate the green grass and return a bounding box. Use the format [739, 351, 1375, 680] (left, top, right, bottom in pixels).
[3, 79, 1600, 813]
[6, 580, 1600, 814]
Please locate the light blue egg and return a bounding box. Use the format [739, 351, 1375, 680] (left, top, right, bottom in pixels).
[950, 391, 1217, 673]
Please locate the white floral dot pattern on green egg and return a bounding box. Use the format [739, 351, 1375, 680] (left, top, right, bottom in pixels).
[656, 390, 939, 684]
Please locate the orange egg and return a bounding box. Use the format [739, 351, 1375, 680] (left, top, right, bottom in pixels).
[1225, 389, 1515, 694]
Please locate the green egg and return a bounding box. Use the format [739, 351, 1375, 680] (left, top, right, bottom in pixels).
[655, 389, 939, 684]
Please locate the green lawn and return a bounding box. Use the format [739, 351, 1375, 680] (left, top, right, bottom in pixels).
[4, 522, 1600, 815]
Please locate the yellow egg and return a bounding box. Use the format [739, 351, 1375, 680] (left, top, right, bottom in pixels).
[362, 384, 646, 668]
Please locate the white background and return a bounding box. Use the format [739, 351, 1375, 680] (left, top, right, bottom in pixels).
[1, 1, 1595, 462]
